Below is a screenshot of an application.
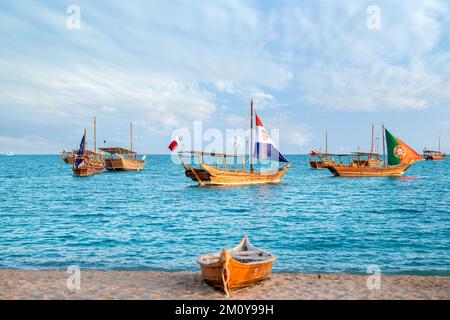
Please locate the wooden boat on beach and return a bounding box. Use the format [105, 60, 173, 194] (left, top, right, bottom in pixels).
[326, 125, 423, 177]
[423, 132, 446, 161]
[173, 99, 290, 186]
[198, 236, 276, 296]
[99, 123, 146, 171]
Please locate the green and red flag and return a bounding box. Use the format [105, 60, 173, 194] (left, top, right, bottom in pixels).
[385, 129, 423, 166]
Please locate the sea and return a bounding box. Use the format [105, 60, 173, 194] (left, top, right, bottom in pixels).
[0, 155, 449, 275]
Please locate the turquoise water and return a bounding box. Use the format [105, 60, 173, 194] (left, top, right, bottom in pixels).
[0, 155, 449, 275]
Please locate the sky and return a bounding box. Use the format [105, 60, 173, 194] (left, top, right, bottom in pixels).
[0, 0, 449, 154]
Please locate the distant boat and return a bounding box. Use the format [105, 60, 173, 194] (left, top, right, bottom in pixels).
[326, 125, 424, 177]
[5, 151, 15, 156]
[174, 99, 290, 186]
[423, 132, 446, 161]
[310, 125, 382, 169]
[73, 129, 95, 177]
[99, 123, 146, 171]
[309, 130, 336, 169]
[72, 118, 105, 177]
[198, 236, 275, 296]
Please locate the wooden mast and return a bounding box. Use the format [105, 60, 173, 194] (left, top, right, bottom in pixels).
[438, 131, 441, 152]
[383, 124, 386, 167]
[250, 99, 254, 173]
[325, 130, 328, 154]
[93, 117, 97, 153]
[371, 124, 374, 154]
[84, 128, 87, 156]
[130, 122, 133, 152]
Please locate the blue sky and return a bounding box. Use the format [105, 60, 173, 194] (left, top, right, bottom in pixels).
[0, 0, 449, 154]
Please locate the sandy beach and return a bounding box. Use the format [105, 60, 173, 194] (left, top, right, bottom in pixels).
[0, 270, 448, 300]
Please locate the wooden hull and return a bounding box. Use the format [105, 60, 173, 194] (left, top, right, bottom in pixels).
[310, 159, 336, 170]
[424, 155, 446, 161]
[62, 156, 74, 164]
[92, 164, 105, 174]
[184, 162, 290, 186]
[104, 157, 146, 171]
[326, 163, 412, 177]
[198, 236, 275, 295]
[72, 167, 94, 177]
[198, 255, 275, 291]
[61, 151, 75, 164]
[309, 160, 326, 170]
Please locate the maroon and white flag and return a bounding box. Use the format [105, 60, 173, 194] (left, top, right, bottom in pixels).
[168, 136, 180, 152]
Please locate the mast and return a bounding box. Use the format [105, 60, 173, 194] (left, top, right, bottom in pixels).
[244, 137, 248, 171]
[130, 122, 133, 152]
[250, 99, 254, 173]
[382, 123, 386, 167]
[84, 128, 87, 156]
[371, 124, 374, 155]
[325, 130, 328, 154]
[438, 131, 441, 152]
[93, 116, 97, 153]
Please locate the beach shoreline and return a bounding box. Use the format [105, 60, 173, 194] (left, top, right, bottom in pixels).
[1, 270, 448, 300]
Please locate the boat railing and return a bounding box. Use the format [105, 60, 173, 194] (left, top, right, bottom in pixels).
[178, 151, 287, 172]
[179, 151, 248, 172]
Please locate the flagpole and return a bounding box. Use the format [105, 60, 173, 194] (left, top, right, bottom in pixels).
[84, 128, 87, 156]
[250, 99, 254, 173]
[130, 122, 133, 152]
[382, 123, 386, 167]
[371, 124, 374, 155]
[438, 131, 441, 152]
[93, 116, 97, 153]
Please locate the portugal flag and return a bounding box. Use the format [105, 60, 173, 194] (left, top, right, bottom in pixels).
[385, 129, 423, 166]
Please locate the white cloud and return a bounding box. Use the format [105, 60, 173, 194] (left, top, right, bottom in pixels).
[0, 61, 217, 129]
[270, 0, 450, 112]
[226, 114, 246, 128]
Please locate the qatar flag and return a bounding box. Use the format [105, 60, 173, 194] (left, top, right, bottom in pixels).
[168, 136, 180, 152]
[254, 113, 289, 163]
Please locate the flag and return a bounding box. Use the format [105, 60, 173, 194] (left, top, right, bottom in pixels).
[310, 148, 320, 156]
[77, 160, 86, 169]
[75, 133, 86, 168]
[168, 136, 180, 152]
[385, 128, 423, 166]
[254, 113, 288, 163]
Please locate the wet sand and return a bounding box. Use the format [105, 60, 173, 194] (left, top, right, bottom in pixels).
[0, 270, 449, 300]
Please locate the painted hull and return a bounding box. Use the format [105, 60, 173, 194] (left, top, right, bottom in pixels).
[72, 167, 94, 177]
[326, 163, 412, 177]
[199, 255, 275, 292]
[184, 162, 290, 186]
[104, 157, 146, 171]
